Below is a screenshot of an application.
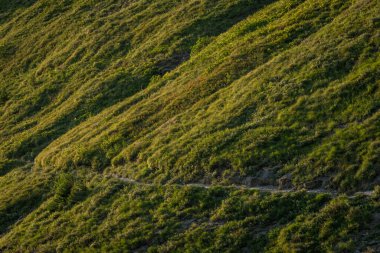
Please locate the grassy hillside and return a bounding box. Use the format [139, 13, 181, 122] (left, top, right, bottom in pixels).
[29, 0, 379, 191]
[0, 0, 379, 252]
[0, 168, 379, 252]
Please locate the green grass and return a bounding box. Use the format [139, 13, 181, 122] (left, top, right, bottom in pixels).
[24, 0, 378, 191]
[0, 170, 378, 252]
[0, 0, 379, 251]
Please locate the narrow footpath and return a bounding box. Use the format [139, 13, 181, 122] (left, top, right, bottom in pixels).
[110, 174, 374, 197]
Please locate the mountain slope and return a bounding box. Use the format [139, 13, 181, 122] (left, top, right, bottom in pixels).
[1, 0, 268, 167]
[0, 173, 378, 252]
[30, 0, 380, 191]
[0, 0, 379, 252]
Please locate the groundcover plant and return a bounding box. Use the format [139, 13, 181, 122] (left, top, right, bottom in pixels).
[0, 0, 379, 252]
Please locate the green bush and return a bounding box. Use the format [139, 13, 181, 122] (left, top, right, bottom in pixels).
[48, 173, 87, 211]
[0, 43, 16, 58]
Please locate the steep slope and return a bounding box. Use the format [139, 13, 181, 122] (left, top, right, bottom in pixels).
[0, 0, 379, 252]
[1, 0, 267, 169]
[32, 0, 380, 191]
[0, 173, 378, 252]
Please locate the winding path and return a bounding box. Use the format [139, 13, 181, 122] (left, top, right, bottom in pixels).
[110, 174, 375, 197]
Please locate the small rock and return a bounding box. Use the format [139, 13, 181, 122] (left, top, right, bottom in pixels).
[243, 176, 254, 186]
[278, 174, 293, 189]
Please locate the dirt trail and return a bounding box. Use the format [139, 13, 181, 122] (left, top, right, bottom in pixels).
[22, 163, 376, 197]
[110, 174, 374, 197]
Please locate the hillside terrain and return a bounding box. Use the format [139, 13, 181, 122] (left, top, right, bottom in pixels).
[0, 0, 379, 252]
